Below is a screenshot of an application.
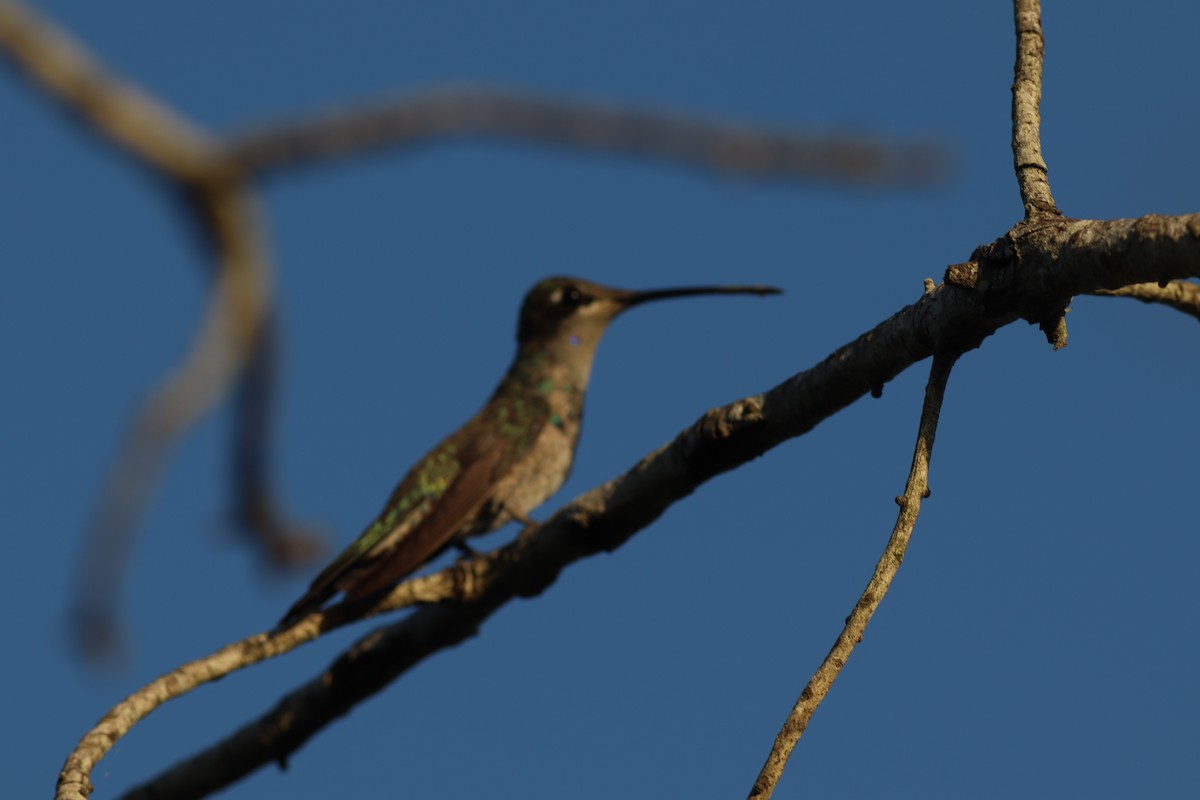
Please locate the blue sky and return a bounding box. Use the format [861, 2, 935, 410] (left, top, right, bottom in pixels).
[3, 2, 1198, 797]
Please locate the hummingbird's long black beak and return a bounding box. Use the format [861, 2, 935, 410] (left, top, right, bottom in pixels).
[619, 284, 782, 309]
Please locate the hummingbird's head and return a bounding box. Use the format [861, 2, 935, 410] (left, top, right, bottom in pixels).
[516, 276, 631, 348]
[515, 275, 782, 350]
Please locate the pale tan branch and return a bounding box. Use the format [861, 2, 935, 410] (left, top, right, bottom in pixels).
[225, 86, 953, 187]
[52, 212, 1200, 799]
[1088, 280, 1200, 322]
[0, 1, 220, 180]
[748, 351, 958, 800]
[57, 630, 301, 800]
[1011, 0, 1058, 218]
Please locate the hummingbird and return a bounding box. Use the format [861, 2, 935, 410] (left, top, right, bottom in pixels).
[277, 275, 779, 628]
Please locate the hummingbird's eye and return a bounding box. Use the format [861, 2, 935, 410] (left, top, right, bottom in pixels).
[559, 286, 585, 308]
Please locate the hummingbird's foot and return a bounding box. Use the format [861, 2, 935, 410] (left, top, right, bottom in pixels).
[503, 504, 539, 531]
[508, 511, 542, 542]
[454, 540, 478, 557]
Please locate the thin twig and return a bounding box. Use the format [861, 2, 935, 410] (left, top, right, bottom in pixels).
[1088, 280, 1200, 323]
[748, 351, 959, 800]
[1011, 0, 1058, 219]
[226, 86, 954, 187]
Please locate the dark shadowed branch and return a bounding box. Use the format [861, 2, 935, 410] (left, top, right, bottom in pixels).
[53, 208, 1200, 799]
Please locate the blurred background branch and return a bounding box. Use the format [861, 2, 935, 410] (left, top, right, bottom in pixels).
[0, 0, 957, 660]
[227, 86, 954, 187]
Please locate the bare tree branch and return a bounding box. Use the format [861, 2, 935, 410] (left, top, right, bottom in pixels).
[53, 209, 1200, 799]
[1088, 280, 1200, 322]
[1011, 0, 1058, 219]
[748, 348, 959, 800]
[225, 86, 953, 187]
[15, 0, 1194, 794]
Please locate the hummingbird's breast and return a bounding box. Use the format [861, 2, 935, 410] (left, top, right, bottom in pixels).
[481, 370, 586, 530]
[494, 409, 581, 518]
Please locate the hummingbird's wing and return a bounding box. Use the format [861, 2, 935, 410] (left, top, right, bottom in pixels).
[275, 445, 500, 628]
[277, 393, 549, 628]
[337, 442, 504, 601]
